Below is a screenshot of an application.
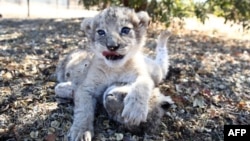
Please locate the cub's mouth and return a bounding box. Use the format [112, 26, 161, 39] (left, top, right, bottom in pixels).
[102, 51, 124, 60]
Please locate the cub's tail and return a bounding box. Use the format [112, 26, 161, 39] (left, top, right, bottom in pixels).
[155, 30, 171, 77]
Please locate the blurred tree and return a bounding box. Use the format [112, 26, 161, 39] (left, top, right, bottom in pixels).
[205, 0, 250, 30]
[79, 0, 250, 30]
[67, 0, 70, 9]
[27, 0, 30, 17]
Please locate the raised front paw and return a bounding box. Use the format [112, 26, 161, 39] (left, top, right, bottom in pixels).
[55, 82, 74, 99]
[67, 126, 93, 141]
[121, 95, 148, 125]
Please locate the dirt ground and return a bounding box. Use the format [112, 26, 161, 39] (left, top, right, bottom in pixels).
[0, 16, 250, 141]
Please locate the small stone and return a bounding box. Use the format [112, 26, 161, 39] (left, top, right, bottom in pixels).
[51, 120, 60, 128]
[30, 131, 39, 138]
[115, 133, 124, 141]
[246, 77, 250, 83]
[218, 84, 226, 90]
[3, 72, 13, 80]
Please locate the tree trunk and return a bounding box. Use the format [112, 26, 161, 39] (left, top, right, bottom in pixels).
[27, 0, 30, 17]
[67, 0, 70, 9]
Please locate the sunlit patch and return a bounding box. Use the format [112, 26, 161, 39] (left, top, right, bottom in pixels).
[0, 32, 22, 42]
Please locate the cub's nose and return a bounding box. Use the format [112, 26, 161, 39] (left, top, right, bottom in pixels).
[107, 44, 120, 51]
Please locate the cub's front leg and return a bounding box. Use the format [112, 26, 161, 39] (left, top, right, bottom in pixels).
[55, 81, 74, 99]
[67, 65, 107, 141]
[122, 76, 154, 125]
[67, 85, 96, 141]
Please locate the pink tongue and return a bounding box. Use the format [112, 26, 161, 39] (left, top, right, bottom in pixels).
[102, 51, 119, 56]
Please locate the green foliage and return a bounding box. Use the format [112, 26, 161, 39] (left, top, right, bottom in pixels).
[194, 2, 208, 24]
[79, 0, 250, 30]
[206, 0, 250, 30]
[147, 0, 194, 26]
[79, 0, 194, 27]
[122, 0, 148, 12]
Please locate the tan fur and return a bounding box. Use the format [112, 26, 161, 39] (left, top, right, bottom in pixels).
[55, 7, 171, 141]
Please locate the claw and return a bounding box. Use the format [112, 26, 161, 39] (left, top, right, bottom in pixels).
[84, 131, 92, 141]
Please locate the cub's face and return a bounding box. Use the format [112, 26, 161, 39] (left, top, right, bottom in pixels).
[64, 50, 92, 84]
[81, 7, 150, 67]
[103, 85, 128, 123]
[64, 59, 90, 84]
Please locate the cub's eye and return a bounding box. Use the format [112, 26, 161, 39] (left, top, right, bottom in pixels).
[97, 30, 106, 36]
[121, 27, 130, 35]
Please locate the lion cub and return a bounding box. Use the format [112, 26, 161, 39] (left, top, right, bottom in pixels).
[53, 32, 171, 105]
[55, 30, 171, 136]
[103, 84, 174, 134]
[57, 7, 171, 141]
[55, 30, 171, 100]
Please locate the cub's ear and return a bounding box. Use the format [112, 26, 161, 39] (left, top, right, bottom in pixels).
[136, 11, 150, 28]
[160, 96, 174, 110]
[80, 18, 94, 39]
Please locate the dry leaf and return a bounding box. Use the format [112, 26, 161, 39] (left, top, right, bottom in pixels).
[115, 133, 124, 141]
[175, 84, 182, 93]
[193, 96, 205, 108]
[2, 72, 13, 80]
[45, 134, 56, 141]
[51, 120, 60, 128]
[237, 101, 247, 110]
[30, 131, 39, 138]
